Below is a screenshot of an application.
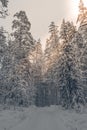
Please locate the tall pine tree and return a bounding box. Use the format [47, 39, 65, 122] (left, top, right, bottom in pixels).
[77, 0, 87, 26]
[1, 11, 36, 106]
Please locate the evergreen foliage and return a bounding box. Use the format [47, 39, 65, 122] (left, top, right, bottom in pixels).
[0, 0, 87, 110]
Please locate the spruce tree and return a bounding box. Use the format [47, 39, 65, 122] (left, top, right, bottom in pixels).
[0, 0, 8, 18]
[58, 19, 85, 109]
[0, 27, 8, 104]
[60, 19, 76, 44]
[3, 11, 36, 106]
[77, 0, 87, 26]
[57, 42, 85, 109]
[43, 22, 59, 106]
[29, 39, 43, 106]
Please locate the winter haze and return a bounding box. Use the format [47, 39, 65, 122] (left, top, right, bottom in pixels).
[0, 0, 80, 43]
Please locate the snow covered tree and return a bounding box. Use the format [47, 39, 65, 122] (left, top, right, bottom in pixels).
[32, 39, 43, 84]
[77, 0, 87, 26]
[0, 0, 8, 18]
[49, 19, 85, 109]
[0, 27, 7, 68]
[57, 42, 85, 109]
[42, 22, 60, 106]
[11, 11, 34, 55]
[0, 27, 8, 104]
[60, 19, 76, 44]
[57, 18, 85, 109]
[77, 24, 87, 102]
[49, 21, 58, 41]
[1, 11, 36, 106]
[28, 39, 44, 106]
[44, 21, 59, 81]
[0, 0, 8, 7]
[44, 22, 59, 73]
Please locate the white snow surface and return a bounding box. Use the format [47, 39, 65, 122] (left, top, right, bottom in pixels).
[0, 105, 87, 130]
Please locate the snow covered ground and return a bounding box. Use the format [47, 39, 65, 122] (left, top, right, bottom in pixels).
[0, 105, 87, 130]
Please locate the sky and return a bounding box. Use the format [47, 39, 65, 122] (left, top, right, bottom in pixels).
[0, 0, 87, 48]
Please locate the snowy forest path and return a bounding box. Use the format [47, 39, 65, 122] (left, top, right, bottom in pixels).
[10, 107, 74, 130]
[1, 107, 87, 130]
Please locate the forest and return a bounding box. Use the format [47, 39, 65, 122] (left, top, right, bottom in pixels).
[0, 0, 87, 110]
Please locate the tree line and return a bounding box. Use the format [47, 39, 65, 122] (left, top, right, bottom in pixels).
[0, 0, 87, 110]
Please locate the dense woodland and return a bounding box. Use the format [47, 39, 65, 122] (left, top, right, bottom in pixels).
[0, 0, 87, 110]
